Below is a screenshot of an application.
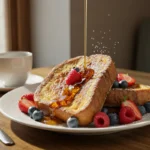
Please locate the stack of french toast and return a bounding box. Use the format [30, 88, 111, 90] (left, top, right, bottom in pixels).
[19, 54, 150, 127]
[106, 83, 150, 107]
[34, 54, 117, 125]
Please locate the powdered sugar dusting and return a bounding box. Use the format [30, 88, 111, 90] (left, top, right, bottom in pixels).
[90, 28, 119, 56]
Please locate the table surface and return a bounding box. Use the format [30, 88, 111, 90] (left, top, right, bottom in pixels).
[0, 67, 150, 150]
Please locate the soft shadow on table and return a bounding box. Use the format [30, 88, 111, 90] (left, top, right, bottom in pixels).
[11, 121, 150, 150]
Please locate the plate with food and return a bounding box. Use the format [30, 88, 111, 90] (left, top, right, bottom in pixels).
[0, 54, 150, 135]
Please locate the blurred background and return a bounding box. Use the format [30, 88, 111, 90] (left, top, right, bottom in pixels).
[0, 0, 150, 72]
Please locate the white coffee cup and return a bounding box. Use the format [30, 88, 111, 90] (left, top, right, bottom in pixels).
[0, 51, 32, 87]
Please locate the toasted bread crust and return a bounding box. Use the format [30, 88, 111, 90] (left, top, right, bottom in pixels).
[54, 61, 116, 125]
[34, 54, 117, 126]
[105, 84, 150, 106]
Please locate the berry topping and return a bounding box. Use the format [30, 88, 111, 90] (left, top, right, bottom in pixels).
[73, 67, 80, 72]
[138, 106, 146, 116]
[117, 73, 136, 86]
[121, 99, 142, 121]
[144, 102, 150, 113]
[101, 107, 108, 114]
[28, 106, 39, 117]
[31, 110, 44, 121]
[119, 80, 128, 89]
[66, 69, 82, 85]
[21, 93, 34, 101]
[119, 106, 135, 124]
[18, 98, 37, 114]
[108, 113, 119, 126]
[112, 81, 119, 88]
[67, 116, 79, 128]
[94, 112, 110, 128]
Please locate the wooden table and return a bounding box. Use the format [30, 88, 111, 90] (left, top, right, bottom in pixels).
[0, 67, 150, 150]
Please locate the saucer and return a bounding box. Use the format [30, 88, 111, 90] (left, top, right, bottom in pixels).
[0, 74, 44, 92]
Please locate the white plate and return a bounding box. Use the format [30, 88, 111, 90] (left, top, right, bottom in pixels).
[0, 74, 44, 92]
[0, 84, 150, 135]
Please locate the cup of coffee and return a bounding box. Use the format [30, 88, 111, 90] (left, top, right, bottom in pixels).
[0, 51, 32, 87]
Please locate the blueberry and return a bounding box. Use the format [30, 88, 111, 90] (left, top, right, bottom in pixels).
[119, 80, 128, 89]
[101, 107, 108, 114]
[67, 116, 78, 128]
[31, 110, 44, 121]
[108, 113, 119, 126]
[138, 105, 146, 116]
[144, 102, 150, 113]
[112, 81, 119, 88]
[28, 106, 39, 117]
[73, 67, 80, 72]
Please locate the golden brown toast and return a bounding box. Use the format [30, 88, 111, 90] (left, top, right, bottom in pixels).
[34, 54, 117, 126]
[105, 84, 150, 106]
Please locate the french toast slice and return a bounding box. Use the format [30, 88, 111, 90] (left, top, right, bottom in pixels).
[34, 54, 117, 126]
[105, 84, 150, 106]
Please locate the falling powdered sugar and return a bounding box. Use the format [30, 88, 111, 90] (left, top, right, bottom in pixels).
[90, 29, 119, 55]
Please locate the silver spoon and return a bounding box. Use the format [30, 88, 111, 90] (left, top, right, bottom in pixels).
[0, 129, 14, 145]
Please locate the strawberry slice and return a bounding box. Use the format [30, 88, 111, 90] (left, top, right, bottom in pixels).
[18, 98, 37, 114]
[21, 93, 34, 101]
[117, 73, 135, 86]
[121, 99, 142, 121]
[66, 69, 82, 85]
[119, 106, 135, 124]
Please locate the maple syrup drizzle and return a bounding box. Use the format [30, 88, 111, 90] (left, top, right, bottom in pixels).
[41, 116, 62, 125]
[42, 1, 90, 125]
[49, 68, 94, 109]
[84, 0, 88, 69]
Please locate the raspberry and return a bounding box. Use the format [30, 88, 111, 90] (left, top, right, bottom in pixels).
[94, 112, 110, 128]
[119, 106, 135, 124]
[66, 69, 82, 85]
